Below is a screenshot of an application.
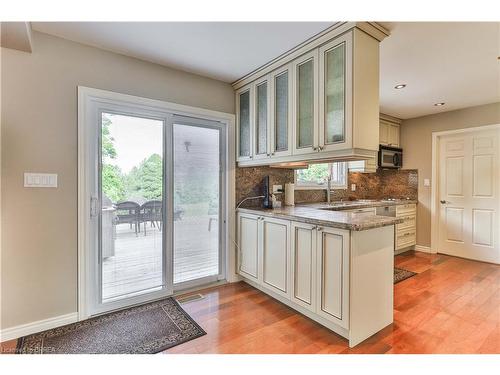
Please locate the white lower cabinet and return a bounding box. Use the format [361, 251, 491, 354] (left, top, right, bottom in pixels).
[237, 212, 394, 347]
[316, 227, 350, 329]
[238, 213, 349, 328]
[261, 217, 290, 298]
[237, 213, 260, 282]
[291, 222, 317, 311]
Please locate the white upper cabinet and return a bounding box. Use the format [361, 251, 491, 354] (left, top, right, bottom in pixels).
[379, 117, 401, 148]
[253, 75, 272, 160]
[235, 25, 384, 166]
[292, 50, 319, 155]
[318, 34, 352, 152]
[270, 64, 293, 158]
[236, 85, 254, 162]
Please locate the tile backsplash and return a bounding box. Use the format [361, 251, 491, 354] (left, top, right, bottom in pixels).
[235, 166, 418, 208]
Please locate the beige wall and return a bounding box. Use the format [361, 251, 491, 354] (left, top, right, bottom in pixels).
[0, 31, 234, 330]
[401, 102, 500, 248]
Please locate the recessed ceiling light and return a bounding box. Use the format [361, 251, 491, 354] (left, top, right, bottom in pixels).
[434, 102, 445, 106]
[394, 84, 406, 89]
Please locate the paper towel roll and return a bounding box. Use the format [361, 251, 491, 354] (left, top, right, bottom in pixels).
[285, 183, 295, 206]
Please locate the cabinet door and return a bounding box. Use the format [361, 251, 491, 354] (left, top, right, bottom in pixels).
[388, 124, 400, 147]
[261, 217, 290, 298]
[379, 120, 389, 146]
[237, 213, 260, 281]
[253, 76, 271, 160]
[316, 227, 349, 328]
[291, 222, 317, 311]
[270, 65, 293, 158]
[292, 50, 319, 155]
[319, 34, 353, 152]
[236, 85, 254, 161]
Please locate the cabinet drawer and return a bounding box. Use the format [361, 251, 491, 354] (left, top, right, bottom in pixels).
[346, 207, 376, 214]
[396, 204, 416, 216]
[396, 215, 416, 231]
[396, 230, 416, 249]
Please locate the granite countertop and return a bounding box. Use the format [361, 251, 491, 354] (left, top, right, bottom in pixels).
[237, 200, 416, 231]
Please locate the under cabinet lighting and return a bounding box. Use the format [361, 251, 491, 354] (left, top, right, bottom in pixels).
[434, 102, 445, 106]
[394, 84, 406, 89]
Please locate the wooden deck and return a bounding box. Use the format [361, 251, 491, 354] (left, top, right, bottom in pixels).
[102, 216, 219, 300]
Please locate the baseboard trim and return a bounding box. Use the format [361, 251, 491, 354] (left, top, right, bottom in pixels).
[0, 312, 78, 342]
[414, 245, 433, 253]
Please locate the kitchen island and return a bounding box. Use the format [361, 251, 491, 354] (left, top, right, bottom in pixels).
[236, 203, 405, 347]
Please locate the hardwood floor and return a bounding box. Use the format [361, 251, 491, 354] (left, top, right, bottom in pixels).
[1, 251, 498, 354]
[164, 251, 499, 354]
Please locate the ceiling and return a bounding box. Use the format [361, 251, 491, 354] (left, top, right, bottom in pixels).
[379, 22, 500, 119]
[32, 22, 333, 82]
[32, 22, 500, 119]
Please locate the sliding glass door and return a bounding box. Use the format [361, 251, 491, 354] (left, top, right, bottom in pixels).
[173, 117, 225, 289]
[86, 100, 226, 317]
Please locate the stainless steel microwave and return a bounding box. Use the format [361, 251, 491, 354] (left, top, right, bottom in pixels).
[378, 145, 403, 169]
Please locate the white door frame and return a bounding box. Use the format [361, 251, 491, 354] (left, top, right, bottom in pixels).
[77, 86, 236, 320]
[430, 123, 500, 255]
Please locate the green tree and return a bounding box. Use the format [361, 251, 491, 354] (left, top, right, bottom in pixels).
[125, 154, 163, 200]
[102, 164, 125, 202]
[102, 115, 117, 161]
[101, 114, 125, 203]
[296, 163, 330, 185]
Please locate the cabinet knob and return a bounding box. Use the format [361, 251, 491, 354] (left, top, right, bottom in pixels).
[318, 146, 324, 151]
[317, 227, 323, 231]
[271, 152, 275, 156]
[313, 147, 318, 151]
[267, 153, 270, 157]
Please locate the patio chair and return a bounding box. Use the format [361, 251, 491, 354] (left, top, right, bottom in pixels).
[115, 201, 140, 236]
[140, 200, 162, 236]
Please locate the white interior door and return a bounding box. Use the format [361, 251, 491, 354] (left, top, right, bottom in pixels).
[438, 128, 500, 264]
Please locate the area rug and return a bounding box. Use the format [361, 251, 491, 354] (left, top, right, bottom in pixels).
[394, 267, 417, 284]
[17, 298, 205, 354]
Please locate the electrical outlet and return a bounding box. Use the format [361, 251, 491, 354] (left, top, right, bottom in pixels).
[272, 184, 283, 193]
[351, 184, 356, 192]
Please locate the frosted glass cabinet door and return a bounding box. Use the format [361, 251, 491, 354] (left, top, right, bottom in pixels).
[254, 77, 270, 159]
[271, 65, 293, 157]
[319, 35, 352, 152]
[324, 43, 345, 144]
[237, 86, 253, 160]
[293, 51, 318, 155]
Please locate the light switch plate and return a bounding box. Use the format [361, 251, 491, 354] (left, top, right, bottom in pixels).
[24, 173, 58, 188]
[423, 178, 431, 187]
[351, 184, 356, 191]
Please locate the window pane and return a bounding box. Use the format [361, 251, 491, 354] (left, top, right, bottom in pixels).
[297, 59, 314, 148]
[239, 90, 251, 157]
[275, 71, 288, 151]
[173, 124, 220, 284]
[296, 164, 329, 186]
[324, 43, 345, 144]
[256, 82, 268, 155]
